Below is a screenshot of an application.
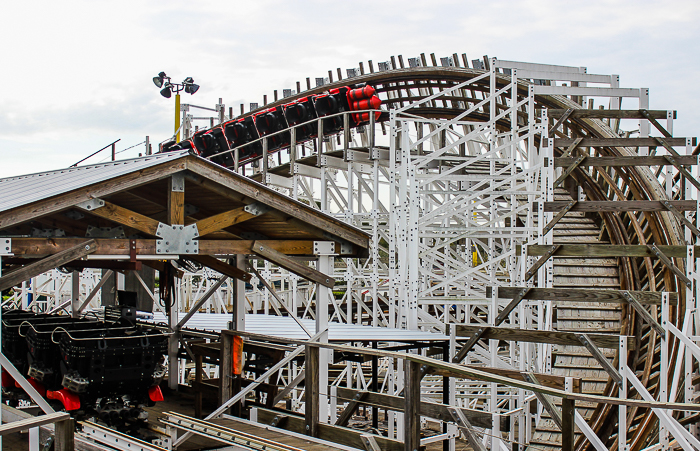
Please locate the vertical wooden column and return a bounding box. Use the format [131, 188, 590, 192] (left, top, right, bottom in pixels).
[231, 255, 246, 332]
[54, 418, 74, 451]
[305, 344, 319, 437]
[168, 174, 185, 390]
[403, 359, 421, 451]
[194, 354, 203, 419]
[219, 332, 233, 414]
[561, 397, 575, 451]
[70, 270, 80, 318]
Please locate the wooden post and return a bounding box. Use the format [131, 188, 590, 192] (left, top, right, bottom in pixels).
[167, 174, 184, 390]
[168, 174, 185, 226]
[54, 418, 74, 451]
[194, 354, 203, 419]
[305, 344, 319, 437]
[404, 359, 421, 451]
[219, 332, 233, 414]
[561, 398, 575, 451]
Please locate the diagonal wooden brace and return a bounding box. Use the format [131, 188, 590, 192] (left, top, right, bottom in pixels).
[452, 327, 489, 363]
[494, 287, 533, 326]
[640, 109, 672, 138]
[522, 372, 563, 430]
[559, 137, 584, 159]
[553, 155, 586, 190]
[549, 108, 575, 136]
[335, 391, 369, 426]
[648, 244, 692, 288]
[525, 245, 561, 281]
[661, 200, 700, 236]
[542, 201, 577, 236]
[623, 291, 666, 337]
[663, 151, 700, 192]
[576, 333, 623, 386]
[251, 241, 335, 288]
[448, 407, 486, 451]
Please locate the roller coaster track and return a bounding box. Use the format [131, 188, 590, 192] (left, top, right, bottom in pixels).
[192, 60, 695, 451]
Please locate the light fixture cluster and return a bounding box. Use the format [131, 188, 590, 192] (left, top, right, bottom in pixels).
[152, 71, 199, 98]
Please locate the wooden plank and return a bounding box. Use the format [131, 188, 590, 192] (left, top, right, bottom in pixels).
[522, 372, 562, 429]
[623, 291, 666, 337]
[559, 137, 583, 158]
[522, 244, 693, 258]
[186, 255, 252, 282]
[549, 108, 574, 135]
[194, 207, 257, 237]
[256, 407, 404, 451]
[525, 245, 561, 280]
[219, 333, 233, 414]
[449, 407, 486, 451]
[429, 365, 580, 393]
[576, 334, 623, 386]
[404, 359, 421, 451]
[548, 109, 669, 119]
[455, 324, 632, 350]
[544, 200, 697, 212]
[556, 155, 697, 167]
[251, 241, 335, 288]
[561, 398, 575, 451]
[54, 418, 75, 451]
[661, 200, 700, 236]
[492, 287, 677, 306]
[335, 391, 368, 427]
[168, 176, 185, 226]
[0, 240, 97, 291]
[553, 155, 586, 189]
[84, 200, 161, 235]
[648, 244, 692, 287]
[0, 159, 186, 231]
[185, 161, 370, 249]
[10, 238, 317, 257]
[305, 345, 319, 437]
[554, 137, 687, 147]
[334, 387, 507, 430]
[0, 411, 69, 436]
[542, 201, 576, 236]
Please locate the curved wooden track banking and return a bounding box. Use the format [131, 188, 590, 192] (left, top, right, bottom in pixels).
[227, 64, 691, 451]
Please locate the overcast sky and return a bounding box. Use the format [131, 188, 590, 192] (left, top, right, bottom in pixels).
[1, 0, 698, 177]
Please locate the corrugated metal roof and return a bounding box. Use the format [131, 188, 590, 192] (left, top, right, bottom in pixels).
[147, 312, 448, 342]
[0, 151, 189, 213]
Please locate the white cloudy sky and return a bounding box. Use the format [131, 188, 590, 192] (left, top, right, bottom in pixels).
[1, 0, 698, 177]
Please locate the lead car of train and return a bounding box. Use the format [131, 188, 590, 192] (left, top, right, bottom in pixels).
[1, 304, 167, 432]
[160, 83, 382, 167]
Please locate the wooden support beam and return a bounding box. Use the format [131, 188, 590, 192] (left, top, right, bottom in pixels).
[54, 417, 75, 451]
[549, 109, 670, 119]
[449, 407, 486, 451]
[360, 435, 382, 451]
[335, 391, 368, 426]
[639, 109, 672, 138]
[576, 333, 623, 386]
[194, 207, 257, 237]
[561, 398, 575, 451]
[452, 326, 487, 363]
[661, 200, 700, 236]
[404, 359, 421, 451]
[648, 244, 692, 288]
[663, 153, 700, 192]
[525, 244, 561, 281]
[219, 333, 233, 414]
[272, 370, 305, 405]
[0, 411, 69, 436]
[334, 387, 507, 430]
[559, 137, 583, 159]
[83, 200, 160, 236]
[456, 324, 633, 350]
[556, 155, 697, 167]
[168, 175, 185, 226]
[0, 240, 97, 291]
[10, 238, 318, 257]
[494, 287, 532, 326]
[623, 291, 666, 337]
[553, 155, 586, 190]
[491, 287, 677, 306]
[430, 365, 580, 393]
[545, 200, 697, 212]
[549, 108, 574, 136]
[522, 372, 562, 429]
[522, 244, 695, 258]
[305, 344, 319, 437]
[251, 241, 335, 288]
[555, 137, 687, 147]
[186, 255, 252, 282]
[542, 201, 576, 236]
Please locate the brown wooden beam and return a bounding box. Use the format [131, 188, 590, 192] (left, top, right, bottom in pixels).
[83, 201, 160, 236]
[455, 324, 633, 350]
[556, 155, 697, 167]
[0, 240, 97, 291]
[168, 175, 185, 226]
[185, 255, 252, 282]
[2, 257, 141, 271]
[522, 244, 695, 258]
[554, 137, 687, 147]
[491, 287, 677, 306]
[548, 109, 670, 119]
[305, 345, 319, 437]
[335, 391, 368, 427]
[430, 364, 581, 393]
[10, 238, 317, 257]
[544, 200, 697, 212]
[403, 359, 421, 451]
[251, 241, 335, 288]
[194, 207, 257, 237]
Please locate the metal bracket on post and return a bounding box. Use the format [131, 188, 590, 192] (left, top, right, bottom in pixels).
[171, 173, 185, 192]
[156, 223, 199, 255]
[243, 202, 271, 216]
[0, 238, 12, 256]
[313, 241, 336, 256]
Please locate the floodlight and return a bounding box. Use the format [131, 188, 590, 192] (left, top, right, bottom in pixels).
[153, 71, 167, 88]
[160, 84, 172, 98]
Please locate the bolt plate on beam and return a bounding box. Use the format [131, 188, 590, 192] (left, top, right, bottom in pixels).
[156, 223, 199, 255]
[76, 199, 105, 211]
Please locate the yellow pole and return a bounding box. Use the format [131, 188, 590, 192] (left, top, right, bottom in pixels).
[175, 93, 181, 142]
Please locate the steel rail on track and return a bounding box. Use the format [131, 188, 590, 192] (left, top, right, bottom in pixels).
[78, 420, 168, 451]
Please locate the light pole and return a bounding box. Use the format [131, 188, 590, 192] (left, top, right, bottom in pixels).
[153, 72, 200, 142]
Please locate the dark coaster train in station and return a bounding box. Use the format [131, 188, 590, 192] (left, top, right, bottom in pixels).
[1, 293, 167, 433]
[160, 83, 382, 166]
